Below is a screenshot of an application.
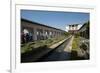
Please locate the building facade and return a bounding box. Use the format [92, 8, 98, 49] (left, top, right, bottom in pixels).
[78, 21, 89, 39]
[68, 24, 79, 34]
[21, 18, 66, 43]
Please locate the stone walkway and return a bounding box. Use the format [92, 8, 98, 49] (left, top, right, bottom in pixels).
[64, 36, 74, 53]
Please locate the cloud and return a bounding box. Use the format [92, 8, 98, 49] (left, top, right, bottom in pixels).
[78, 24, 83, 29]
[65, 26, 69, 32]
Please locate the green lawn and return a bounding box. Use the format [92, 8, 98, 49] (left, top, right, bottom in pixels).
[72, 36, 80, 51]
[71, 36, 82, 60]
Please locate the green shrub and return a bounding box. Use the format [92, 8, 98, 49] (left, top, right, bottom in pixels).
[80, 43, 87, 51]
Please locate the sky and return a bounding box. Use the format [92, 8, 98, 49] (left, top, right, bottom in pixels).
[21, 10, 89, 31]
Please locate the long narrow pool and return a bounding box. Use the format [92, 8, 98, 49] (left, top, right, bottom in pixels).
[37, 36, 73, 62]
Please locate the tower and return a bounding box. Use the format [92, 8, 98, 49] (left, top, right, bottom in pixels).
[68, 24, 79, 34]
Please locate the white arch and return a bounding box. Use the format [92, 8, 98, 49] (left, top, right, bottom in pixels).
[23, 29, 29, 34]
